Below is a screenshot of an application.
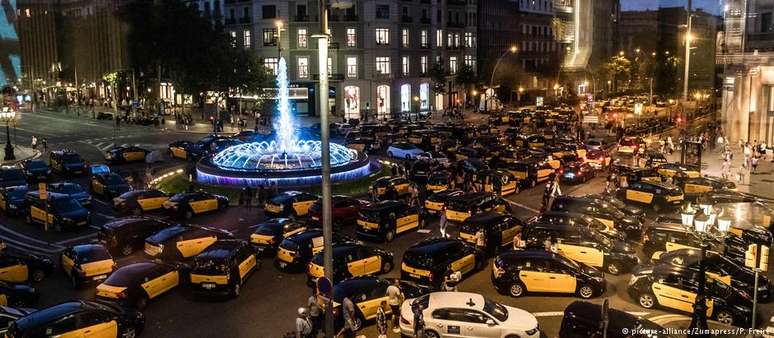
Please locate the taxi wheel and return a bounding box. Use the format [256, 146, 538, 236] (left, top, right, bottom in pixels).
[351, 315, 363, 331]
[121, 244, 134, 257]
[637, 293, 656, 309]
[424, 330, 439, 338]
[606, 262, 622, 275]
[218, 202, 227, 211]
[577, 284, 594, 299]
[385, 230, 396, 242]
[31, 269, 45, 283]
[715, 310, 734, 325]
[509, 282, 525, 297]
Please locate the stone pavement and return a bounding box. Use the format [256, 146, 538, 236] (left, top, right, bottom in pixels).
[0, 145, 39, 165]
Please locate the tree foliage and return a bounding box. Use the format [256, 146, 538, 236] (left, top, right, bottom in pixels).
[429, 63, 447, 93]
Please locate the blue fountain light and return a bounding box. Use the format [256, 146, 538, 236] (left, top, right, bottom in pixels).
[198, 57, 375, 187]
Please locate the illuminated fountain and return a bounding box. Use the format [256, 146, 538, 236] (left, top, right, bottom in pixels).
[196, 58, 373, 187]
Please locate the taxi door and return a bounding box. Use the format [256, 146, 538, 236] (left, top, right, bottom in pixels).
[147, 270, 180, 298]
[188, 195, 209, 214]
[176, 236, 217, 258]
[30, 202, 49, 224]
[346, 251, 366, 277]
[556, 239, 603, 268]
[292, 199, 315, 216]
[171, 147, 187, 159]
[547, 261, 577, 293]
[238, 252, 257, 280]
[626, 187, 654, 204]
[0, 294, 7, 306]
[500, 221, 520, 247]
[652, 280, 713, 316]
[518, 260, 552, 292]
[449, 252, 476, 275]
[124, 150, 145, 162]
[684, 182, 712, 195]
[394, 183, 410, 195]
[395, 210, 419, 234]
[71, 319, 118, 338]
[137, 194, 168, 211]
[0, 257, 27, 283]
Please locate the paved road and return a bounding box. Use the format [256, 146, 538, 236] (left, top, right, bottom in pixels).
[1, 110, 771, 338]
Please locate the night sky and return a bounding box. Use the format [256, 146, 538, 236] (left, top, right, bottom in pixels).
[622, 0, 721, 15]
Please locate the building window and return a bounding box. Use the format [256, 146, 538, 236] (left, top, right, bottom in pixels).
[449, 56, 457, 74]
[264, 58, 278, 75]
[402, 56, 409, 75]
[376, 85, 390, 117]
[400, 84, 411, 112]
[436, 29, 443, 47]
[297, 57, 309, 78]
[346, 28, 357, 47]
[420, 83, 429, 110]
[344, 86, 360, 120]
[464, 32, 473, 48]
[243, 30, 251, 48]
[454, 34, 460, 47]
[297, 28, 307, 48]
[262, 5, 276, 19]
[376, 5, 390, 19]
[464, 55, 475, 67]
[346, 57, 358, 78]
[376, 57, 391, 75]
[376, 28, 390, 45]
[420, 56, 428, 74]
[230, 31, 237, 47]
[420, 30, 428, 48]
[328, 57, 333, 75]
[447, 33, 452, 47]
[297, 4, 307, 17]
[401, 29, 409, 47]
[263, 28, 277, 46]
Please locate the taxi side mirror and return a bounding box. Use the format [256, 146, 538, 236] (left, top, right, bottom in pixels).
[486, 319, 496, 326]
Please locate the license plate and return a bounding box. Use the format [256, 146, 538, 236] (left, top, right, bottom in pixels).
[202, 283, 215, 289]
[278, 262, 288, 268]
[77, 221, 87, 226]
[93, 274, 107, 281]
[312, 216, 319, 221]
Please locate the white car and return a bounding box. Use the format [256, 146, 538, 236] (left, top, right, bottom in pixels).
[417, 151, 450, 166]
[387, 143, 425, 159]
[399, 292, 541, 338]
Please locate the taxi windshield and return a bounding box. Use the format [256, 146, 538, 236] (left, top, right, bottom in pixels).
[598, 203, 625, 218]
[79, 248, 111, 263]
[51, 198, 82, 213]
[482, 298, 508, 322]
[62, 153, 83, 163]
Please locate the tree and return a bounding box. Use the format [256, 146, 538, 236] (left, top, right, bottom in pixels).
[429, 62, 447, 94]
[455, 65, 476, 108]
[602, 55, 632, 92]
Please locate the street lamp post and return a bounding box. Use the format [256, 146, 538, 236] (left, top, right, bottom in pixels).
[487, 46, 517, 113]
[0, 107, 16, 161]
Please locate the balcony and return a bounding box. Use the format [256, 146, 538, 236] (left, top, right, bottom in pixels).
[401, 16, 413, 23]
[420, 17, 430, 24]
[312, 73, 346, 81]
[239, 16, 251, 24]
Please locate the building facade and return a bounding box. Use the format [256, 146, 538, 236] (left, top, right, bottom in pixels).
[225, 0, 477, 118]
[477, 0, 559, 95]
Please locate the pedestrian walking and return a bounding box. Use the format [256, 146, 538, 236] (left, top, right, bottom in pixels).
[31, 136, 37, 151]
[721, 158, 731, 180]
[386, 279, 403, 333]
[439, 206, 448, 238]
[307, 290, 321, 336]
[541, 182, 552, 212]
[475, 228, 486, 252]
[376, 302, 388, 338]
[513, 231, 525, 250]
[752, 155, 759, 174]
[295, 308, 313, 338]
[411, 297, 425, 338]
[337, 297, 357, 338]
[41, 138, 47, 153]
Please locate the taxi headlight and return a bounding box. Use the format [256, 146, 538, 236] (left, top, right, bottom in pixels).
[8, 204, 16, 209]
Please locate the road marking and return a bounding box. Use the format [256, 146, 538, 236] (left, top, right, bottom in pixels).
[506, 200, 540, 213]
[2, 236, 62, 254]
[532, 311, 649, 317]
[416, 229, 431, 234]
[0, 222, 61, 247]
[647, 314, 688, 325]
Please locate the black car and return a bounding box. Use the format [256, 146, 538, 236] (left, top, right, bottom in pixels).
[249, 218, 308, 256]
[104, 145, 149, 163]
[491, 250, 606, 299]
[98, 217, 174, 256]
[533, 211, 626, 241]
[0, 282, 37, 308]
[190, 240, 259, 297]
[6, 300, 144, 338]
[458, 211, 524, 255]
[551, 195, 643, 239]
[49, 150, 87, 175]
[673, 175, 736, 198]
[423, 189, 463, 214]
[627, 264, 754, 327]
[356, 200, 424, 242]
[0, 307, 35, 334]
[185, 135, 231, 160]
[559, 162, 595, 184]
[96, 261, 185, 309]
[275, 229, 349, 271]
[144, 225, 233, 261]
[559, 301, 673, 338]
[20, 159, 50, 182]
[401, 237, 484, 289]
[587, 193, 645, 219]
[654, 248, 773, 303]
[47, 182, 91, 207]
[0, 185, 28, 216]
[90, 173, 131, 199]
[0, 168, 26, 189]
[307, 242, 394, 284]
[25, 192, 90, 232]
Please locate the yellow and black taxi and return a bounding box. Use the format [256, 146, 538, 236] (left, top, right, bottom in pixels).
[0, 252, 53, 284]
[369, 176, 411, 201]
[591, 193, 646, 219]
[425, 171, 450, 193]
[104, 145, 149, 163]
[144, 225, 233, 261]
[458, 211, 524, 255]
[492, 250, 606, 299]
[551, 196, 643, 239]
[505, 158, 555, 188]
[112, 189, 170, 215]
[642, 222, 724, 260]
[522, 222, 639, 275]
[96, 261, 184, 309]
[307, 242, 394, 284]
[190, 239, 259, 297]
[162, 191, 229, 219]
[615, 180, 684, 213]
[474, 169, 519, 196]
[61, 244, 115, 288]
[97, 217, 174, 256]
[583, 149, 612, 170]
[656, 162, 701, 180]
[616, 136, 645, 155]
[47, 182, 91, 207]
[423, 189, 463, 215]
[20, 159, 51, 182]
[0, 281, 38, 308]
[275, 229, 349, 271]
[654, 248, 773, 303]
[445, 192, 510, 223]
[25, 191, 90, 232]
[0, 185, 28, 217]
[168, 140, 192, 160]
[0, 307, 36, 335]
[316, 277, 424, 331]
[401, 237, 484, 289]
[559, 301, 674, 338]
[534, 211, 626, 241]
[672, 175, 736, 197]
[615, 165, 662, 184]
[6, 300, 144, 338]
[356, 200, 423, 242]
[49, 149, 87, 175]
[559, 161, 595, 184]
[644, 150, 668, 167]
[90, 173, 131, 199]
[627, 264, 754, 327]
[525, 134, 547, 150]
[249, 218, 307, 255]
[264, 190, 319, 218]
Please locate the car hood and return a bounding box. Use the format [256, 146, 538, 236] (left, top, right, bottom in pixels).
[502, 305, 539, 330]
[622, 205, 644, 216]
[60, 208, 89, 220]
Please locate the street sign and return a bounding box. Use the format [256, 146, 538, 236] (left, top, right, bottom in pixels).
[38, 183, 47, 200]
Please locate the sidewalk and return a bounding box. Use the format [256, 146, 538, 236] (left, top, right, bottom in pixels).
[1, 145, 40, 165]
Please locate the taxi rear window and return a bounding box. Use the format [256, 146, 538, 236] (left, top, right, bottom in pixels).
[403, 251, 442, 269]
[280, 239, 300, 251]
[79, 248, 112, 263]
[193, 258, 228, 274]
